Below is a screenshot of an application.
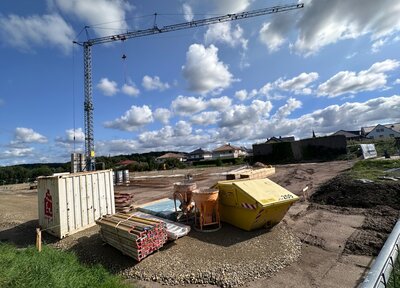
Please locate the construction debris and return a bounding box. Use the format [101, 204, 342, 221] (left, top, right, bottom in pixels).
[132, 211, 190, 240]
[114, 191, 134, 213]
[96, 213, 168, 262]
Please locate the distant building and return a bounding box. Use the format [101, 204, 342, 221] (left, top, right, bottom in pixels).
[265, 136, 295, 144]
[331, 130, 362, 141]
[212, 144, 247, 159]
[187, 148, 213, 161]
[116, 160, 137, 167]
[361, 123, 400, 139]
[156, 153, 186, 163]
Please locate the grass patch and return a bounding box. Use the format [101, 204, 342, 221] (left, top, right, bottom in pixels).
[388, 257, 400, 288]
[0, 243, 130, 288]
[348, 159, 400, 180]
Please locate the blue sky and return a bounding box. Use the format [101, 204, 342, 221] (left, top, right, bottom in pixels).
[0, 0, 399, 166]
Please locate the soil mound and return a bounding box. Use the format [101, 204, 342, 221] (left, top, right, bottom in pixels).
[310, 174, 400, 209]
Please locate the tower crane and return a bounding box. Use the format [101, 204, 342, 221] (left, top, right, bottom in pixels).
[74, 3, 304, 171]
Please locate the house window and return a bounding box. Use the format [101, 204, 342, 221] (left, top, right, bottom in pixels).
[390, 134, 395, 137]
[379, 135, 384, 138]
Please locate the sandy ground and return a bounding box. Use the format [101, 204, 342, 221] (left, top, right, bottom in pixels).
[0, 160, 384, 288]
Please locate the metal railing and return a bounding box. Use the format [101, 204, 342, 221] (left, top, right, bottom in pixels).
[361, 220, 400, 288]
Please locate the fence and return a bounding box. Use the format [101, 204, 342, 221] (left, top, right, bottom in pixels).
[361, 220, 400, 288]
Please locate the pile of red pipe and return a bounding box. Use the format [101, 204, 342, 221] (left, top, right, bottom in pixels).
[96, 213, 168, 261]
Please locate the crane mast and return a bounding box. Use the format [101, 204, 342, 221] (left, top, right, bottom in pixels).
[75, 3, 304, 171]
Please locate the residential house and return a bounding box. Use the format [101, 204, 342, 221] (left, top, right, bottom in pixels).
[265, 136, 295, 144]
[116, 160, 137, 167]
[187, 148, 213, 161]
[212, 144, 247, 159]
[361, 123, 400, 139]
[156, 153, 186, 163]
[331, 130, 362, 141]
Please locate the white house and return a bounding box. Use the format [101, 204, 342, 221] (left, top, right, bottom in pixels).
[187, 148, 213, 161]
[361, 123, 400, 139]
[212, 144, 247, 159]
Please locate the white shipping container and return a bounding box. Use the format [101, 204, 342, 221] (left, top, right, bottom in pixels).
[38, 169, 115, 238]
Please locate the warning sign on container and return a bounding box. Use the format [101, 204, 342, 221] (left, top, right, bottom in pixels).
[44, 189, 53, 219]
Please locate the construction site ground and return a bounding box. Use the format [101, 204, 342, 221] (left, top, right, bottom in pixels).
[0, 161, 399, 288]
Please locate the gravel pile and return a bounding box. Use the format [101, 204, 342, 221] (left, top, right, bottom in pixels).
[121, 224, 301, 287]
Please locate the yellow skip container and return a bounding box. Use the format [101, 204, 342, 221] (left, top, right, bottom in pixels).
[213, 178, 299, 231]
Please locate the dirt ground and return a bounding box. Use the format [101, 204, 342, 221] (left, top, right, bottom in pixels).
[0, 160, 397, 287]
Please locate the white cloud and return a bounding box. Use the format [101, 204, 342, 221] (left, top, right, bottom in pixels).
[182, 44, 235, 94]
[277, 72, 319, 95]
[13, 127, 47, 144]
[294, 0, 400, 56]
[182, 3, 194, 22]
[317, 59, 400, 97]
[0, 147, 34, 159]
[204, 22, 248, 50]
[122, 83, 140, 97]
[154, 108, 172, 124]
[191, 111, 220, 125]
[207, 96, 232, 111]
[171, 95, 207, 116]
[97, 78, 118, 96]
[104, 105, 153, 131]
[56, 128, 85, 144]
[395, 79, 400, 85]
[259, 13, 292, 53]
[174, 121, 192, 136]
[371, 38, 388, 53]
[235, 89, 258, 101]
[210, 0, 252, 14]
[142, 75, 170, 91]
[220, 100, 273, 127]
[0, 14, 74, 53]
[272, 98, 302, 119]
[50, 0, 133, 37]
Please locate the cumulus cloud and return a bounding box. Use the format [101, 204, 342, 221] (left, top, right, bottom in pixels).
[50, 0, 133, 37]
[13, 127, 47, 144]
[277, 72, 319, 94]
[317, 59, 400, 97]
[0, 14, 74, 53]
[204, 22, 248, 50]
[0, 147, 34, 159]
[182, 44, 235, 94]
[56, 128, 85, 144]
[259, 13, 293, 53]
[154, 108, 172, 124]
[122, 83, 140, 97]
[142, 75, 170, 91]
[191, 111, 220, 125]
[97, 78, 118, 96]
[273, 98, 302, 119]
[371, 38, 388, 53]
[207, 96, 232, 111]
[182, 3, 194, 22]
[210, 0, 252, 14]
[220, 100, 273, 127]
[104, 105, 153, 131]
[294, 0, 400, 56]
[171, 95, 208, 116]
[395, 79, 400, 85]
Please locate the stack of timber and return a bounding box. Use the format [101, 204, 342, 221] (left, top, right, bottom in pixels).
[114, 191, 134, 213]
[226, 167, 275, 180]
[96, 213, 168, 261]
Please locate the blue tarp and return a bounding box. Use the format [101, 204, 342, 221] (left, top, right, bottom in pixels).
[137, 198, 178, 220]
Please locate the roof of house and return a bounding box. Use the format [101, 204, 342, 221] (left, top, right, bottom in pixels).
[265, 136, 295, 143]
[331, 130, 360, 138]
[117, 160, 137, 166]
[362, 123, 400, 134]
[189, 148, 212, 155]
[156, 153, 185, 159]
[213, 144, 242, 152]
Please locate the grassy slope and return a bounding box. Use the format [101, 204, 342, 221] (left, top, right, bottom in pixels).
[0, 243, 130, 288]
[348, 159, 400, 180]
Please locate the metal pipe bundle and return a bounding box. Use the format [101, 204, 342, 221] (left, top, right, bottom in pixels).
[96, 213, 168, 261]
